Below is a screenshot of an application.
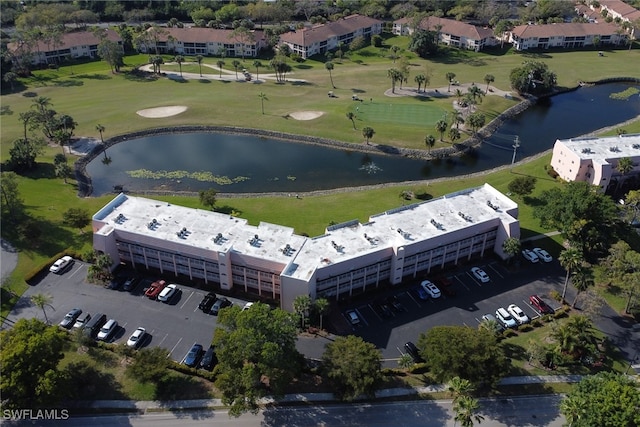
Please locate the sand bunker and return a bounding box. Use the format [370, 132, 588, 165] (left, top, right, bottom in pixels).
[289, 111, 324, 120]
[137, 105, 188, 118]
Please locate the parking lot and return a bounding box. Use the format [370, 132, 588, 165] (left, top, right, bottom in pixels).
[8, 261, 252, 364]
[335, 259, 567, 366]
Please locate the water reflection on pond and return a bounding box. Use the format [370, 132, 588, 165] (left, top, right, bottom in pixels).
[87, 82, 640, 196]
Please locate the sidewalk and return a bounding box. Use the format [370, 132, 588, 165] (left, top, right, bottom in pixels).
[70, 375, 586, 412]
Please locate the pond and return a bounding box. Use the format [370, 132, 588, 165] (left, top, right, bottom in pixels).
[86, 82, 640, 196]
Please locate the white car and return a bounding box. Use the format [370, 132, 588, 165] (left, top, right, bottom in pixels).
[521, 249, 539, 263]
[97, 319, 118, 341]
[495, 307, 517, 329]
[470, 267, 490, 283]
[49, 256, 73, 274]
[533, 248, 553, 263]
[420, 280, 441, 298]
[346, 310, 360, 325]
[242, 302, 254, 311]
[157, 284, 178, 303]
[507, 304, 530, 325]
[126, 327, 146, 348]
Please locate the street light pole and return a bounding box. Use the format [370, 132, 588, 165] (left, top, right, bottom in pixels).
[511, 135, 520, 171]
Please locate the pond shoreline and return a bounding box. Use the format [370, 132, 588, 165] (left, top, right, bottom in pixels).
[74, 77, 640, 198]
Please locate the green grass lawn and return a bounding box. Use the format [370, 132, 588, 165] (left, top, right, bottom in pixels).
[2, 40, 640, 317]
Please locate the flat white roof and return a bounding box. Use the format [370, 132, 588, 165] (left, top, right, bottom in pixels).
[284, 184, 518, 281]
[556, 133, 640, 161]
[94, 194, 306, 263]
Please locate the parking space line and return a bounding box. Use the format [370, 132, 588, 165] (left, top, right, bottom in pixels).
[487, 263, 504, 279]
[180, 291, 195, 310]
[158, 333, 169, 347]
[367, 304, 383, 322]
[523, 300, 541, 317]
[67, 264, 82, 279]
[406, 291, 421, 308]
[355, 308, 368, 327]
[454, 275, 471, 291]
[169, 337, 184, 359]
[466, 272, 483, 287]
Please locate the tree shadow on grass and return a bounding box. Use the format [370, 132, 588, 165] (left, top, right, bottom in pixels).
[155, 372, 211, 401]
[215, 205, 241, 216]
[523, 195, 544, 207]
[415, 192, 433, 201]
[62, 360, 128, 400]
[71, 73, 112, 80]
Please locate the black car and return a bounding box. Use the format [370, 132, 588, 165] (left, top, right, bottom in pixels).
[107, 274, 126, 290]
[211, 297, 232, 315]
[122, 276, 140, 292]
[59, 308, 82, 329]
[184, 343, 204, 367]
[386, 295, 404, 312]
[198, 292, 217, 313]
[199, 346, 218, 371]
[404, 342, 424, 363]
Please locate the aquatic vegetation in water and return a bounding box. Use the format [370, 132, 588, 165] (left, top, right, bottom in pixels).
[609, 87, 639, 100]
[126, 169, 249, 185]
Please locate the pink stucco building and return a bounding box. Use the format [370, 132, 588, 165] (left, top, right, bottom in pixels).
[550, 133, 640, 191]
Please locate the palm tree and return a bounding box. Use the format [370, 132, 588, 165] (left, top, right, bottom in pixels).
[387, 68, 401, 93]
[153, 55, 163, 74]
[483, 74, 495, 94]
[559, 247, 584, 302]
[453, 395, 484, 427]
[414, 73, 426, 92]
[325, 61, 335, 88]
[448, 127, 461, 143]
[96, 124, 108, 162]
[232, 60, 241, 80]
[479, 317, 502, 337]
[468, 85, 484, 103]
[447, 376, 474, 403]
[362, 127, 375, 144]
[571, 265, 594, 308]
[502, 237, 521, 263]
[293, 295, 311, 329]
[389, 45, 400, 63]
[195, 54, 203, 76]
[446, 72, 456, 92]
[253, 60, 262, 82]
[346, 112, 356, 130]
[216, 60, 225, 78]
[315, 298, 330, 330]
[435, 119, 448, 141]
[454, 88, 464, 103]
[452, 110, 464, 129]
[425, 134, 436, 153]
[615, 157, 634, 194]
[258, 92, 268, 115]
[560, 393, 587, 427]
[31, 293, 53, 324]
[398, 353, 414, 370]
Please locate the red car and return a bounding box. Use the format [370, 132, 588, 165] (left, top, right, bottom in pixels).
[145, 279, 167, 299]
[529, 294, 554, 314]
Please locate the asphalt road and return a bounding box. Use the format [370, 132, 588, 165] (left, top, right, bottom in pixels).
[3, 395, 566, 426]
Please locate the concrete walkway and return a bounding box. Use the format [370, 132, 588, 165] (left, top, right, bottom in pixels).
[70, 375, 585, 412]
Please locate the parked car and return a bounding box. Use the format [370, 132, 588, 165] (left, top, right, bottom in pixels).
[404, 341, 424, 363]
[107, 274, 127, 290]
[199, 346, 217, 371]
[126, 327, 146, 349]
[72, 313, 91, 330]
[470, 267, 490, 283]
[521, 249, 540, 263]
[242, 302, 254, 311]
[210, 297, 232, 315]
[481, 313, 505, 333]
[97, 318, 118, 341]
[421, 280, 441, 299]
[412, 285, 429, 301]
[183, 343, 203, 367]
[507, 304, 530, 325]
[83, 313, 106, 338]
[59, 308, 82, 329]
[495, 307, 517, 329]
[145, 279, 167, 299]
[442, 286, 457, 298]
[346, 309, 360, 325]
[533, 248, 553, 263]
[199, 292, 217, 312]
[49, 256, 73, 274]
[122, 276, 140, 292]
[529, 294, 554, 314]
[157, 284, 179, 303]
[434, 276, 453, 287]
